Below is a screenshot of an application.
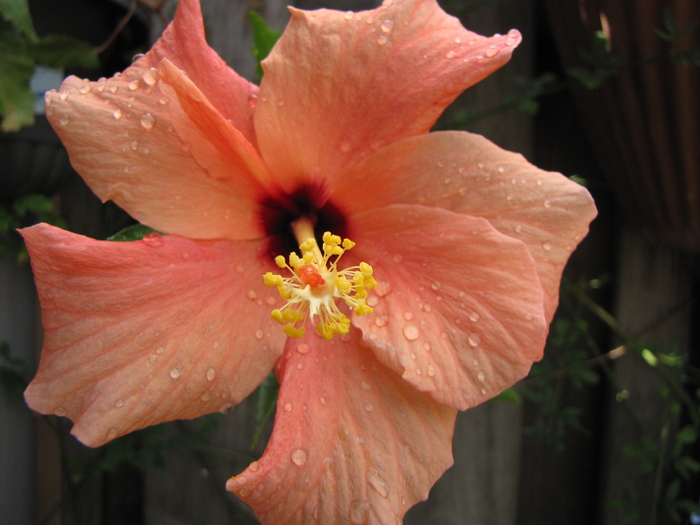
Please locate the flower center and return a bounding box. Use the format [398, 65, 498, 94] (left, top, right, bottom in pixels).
[263, 218, 376, 340]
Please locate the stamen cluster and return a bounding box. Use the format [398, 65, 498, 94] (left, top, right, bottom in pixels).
[263, 232, 377, 340]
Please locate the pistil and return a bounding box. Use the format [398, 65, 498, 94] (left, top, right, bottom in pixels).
[263, 219, 376, 340]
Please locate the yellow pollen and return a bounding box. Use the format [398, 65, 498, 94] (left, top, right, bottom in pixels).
[263, 219, 377, 340]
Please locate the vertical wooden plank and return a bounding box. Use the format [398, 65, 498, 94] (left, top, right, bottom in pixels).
[601, 228, 696, 525]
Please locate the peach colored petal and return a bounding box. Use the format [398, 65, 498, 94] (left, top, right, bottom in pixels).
[256, 0, 521, 192]
[347, 204, 547, 411]
[136, 0, 258, 142]
[21, 224, 284, 447]
[45, 64, 268, 240]
[336, 131, 597, 322]
[227, 330, 456, 524]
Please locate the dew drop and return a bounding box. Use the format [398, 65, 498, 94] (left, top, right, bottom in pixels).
[106, 428, 118, 441]
[200, 391, 212, 401]
[364, 403, 375, 412]
[113, 108, 123, 120]
[319, 396, 327, 405]
[55, 406, 67, 417]
[367, 295, 379, 307]
[403, 312, 414, 321]
[374, 280, 392, 297]
[542, 240, 553, 251]
[142, 232, 162, 247]
[368, 468, 389, 498]
[380, 19, 394, 33]
[284, 402, 293, 412]
[291, 448, 308, 466]
[374, 316, 387, 327]
[468, 333, 481, 347]
[427, 365, 437, 377]
[169, 368, 181, 379]
[140, 113, 156, 129]
[445, 50, 457, 58]
[213, 340, 221, 349]
[79, 84, 92, 94]
[249, 461, 260, 472]
[360, 381, 371, 391]
[349, 498, 370, 524]
[130, 140, 139, 151]
[514, 224, 523, 233]
[485, 45, 500, 57]
[344, 11, 354, 20]
[392, 253, 403, 263]
[543, 199, 552, 208]
[159, 96, 169, 105]
[431, 281, 441, 291]
[469, 312, 480, 322]
[377, 35, 388, 45]
[142, 68, 158, 86]
[477, 370, 486, 382]
[128, 80, 140, 91]
[246, 290, 258, 300]
[403, 325, 420, 341]
[59, 115, 70, 126]
[297, 342, 310, 354]
[59, 91, 70, 101]
[115, 399, 124, 408]
[255, 328, 264, 340]
[149, 354, 157, 364]
[206, 367, 216, 381]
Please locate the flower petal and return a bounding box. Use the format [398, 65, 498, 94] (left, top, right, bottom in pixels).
[21, 224, 284, 447]
[336, 131, 596, 322]
[45, 60, 268, 240]
[256, 0, 520, 192]
[227, 330, 456, 524]
[139, 0, 258, 142]
[348, 204, 547, 411]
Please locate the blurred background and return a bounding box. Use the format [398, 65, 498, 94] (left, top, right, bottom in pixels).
[1, 0, 698, 523]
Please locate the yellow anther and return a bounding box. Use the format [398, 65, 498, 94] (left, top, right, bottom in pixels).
[262, 223, 377, 340]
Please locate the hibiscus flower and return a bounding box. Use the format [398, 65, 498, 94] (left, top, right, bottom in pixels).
[21, 0, 596, 523]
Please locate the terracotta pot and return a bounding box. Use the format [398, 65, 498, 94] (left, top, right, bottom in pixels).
[546, 0, 700, 252]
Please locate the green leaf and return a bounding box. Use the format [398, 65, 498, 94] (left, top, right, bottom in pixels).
[0, 31, 35, 131]
[640, 347, 658, 367]
[13, 193, 54, 216]
[492, 387, 521, 405]
[251, 371, 279, 449]
[677, 425, 697, 445]
[0, 0, 38, 41]
[249, 10, 281, 81]
[107, 224, 163, 242]
[31, 34, 98, 70]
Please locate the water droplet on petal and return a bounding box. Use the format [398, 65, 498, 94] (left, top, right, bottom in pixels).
[255, 328, 264, 340]
[142, 233, 162, 247]
[364, 402, 375, 412]
[128, 80, 140, 91]
[169, 368, 181, 379]
[427, 365, 437, 377]
[79, 84, 92, 94]
[319, 396, 327, 405]
[284, 402, 293, 412]
[249, 461, 260, 472]
[115, 399, 124, 408]
[403, 325, 420, 341]
[445, 50, 457, 58]
[344, 11, 354, 20]
[543, 199, 552, 208]
[360, 381, 371, 391]
[55, 406, 67, 416]
[200, 391, 212, 401]
[59, 115, 70, 126]
[380, 19, 394, 33]
[542, 240, 553, 251]
[377, 35, 388, 45]
[349, 498, 370, 524]
[368, 468, 389, 498]
[107, 428, 118, 439]
[431, 281, 441, 291]
[468, 333, 481, 347]
[469, 312, 480, 322]
[297, 342, 310, 354]
[485, 45, 500, 57]
[113, 108, 123, 120]
[291, 448, 308, 466]
[142, 68, 158, 86]
[206, 367, 216, 381]
[477, 370, 486, 381]
[140, 113, 155, 129]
